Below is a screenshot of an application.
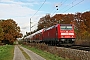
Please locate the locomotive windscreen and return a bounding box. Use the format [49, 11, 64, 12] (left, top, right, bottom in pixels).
[60, 25, 72, 30]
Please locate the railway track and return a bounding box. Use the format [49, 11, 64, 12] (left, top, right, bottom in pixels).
[47, 43, 90, 51]
[46, 43, 90, 51]
[71, 45, 90, 51]
[61, 45, 90, 51]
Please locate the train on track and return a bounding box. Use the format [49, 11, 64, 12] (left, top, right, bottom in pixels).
[24, 24, 76, 46]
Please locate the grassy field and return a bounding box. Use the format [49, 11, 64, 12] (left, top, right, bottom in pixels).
[0, 45, 14, 60]
[22, 45, 66, 60]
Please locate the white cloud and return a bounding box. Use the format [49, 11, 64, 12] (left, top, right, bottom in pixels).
[0, 3, 36, 18]
[0, 0, 46, 35]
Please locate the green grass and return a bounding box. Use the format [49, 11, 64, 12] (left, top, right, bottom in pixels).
[19, 46, 31, 60]
[22, 45, 66, 60]
[0, 45, 14, 60]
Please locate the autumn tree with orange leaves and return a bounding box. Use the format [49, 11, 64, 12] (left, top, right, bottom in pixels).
[0, 19, 22, 44]
[0, 21, 4, 43]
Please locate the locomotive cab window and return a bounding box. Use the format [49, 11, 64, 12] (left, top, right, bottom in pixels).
[60, 25, 72, 30]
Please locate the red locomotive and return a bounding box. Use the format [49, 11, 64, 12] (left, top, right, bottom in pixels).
[25, 24, 75, 45]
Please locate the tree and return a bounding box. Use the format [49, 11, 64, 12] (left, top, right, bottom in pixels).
[1, 19, 23, 44]
[73, 11, 90, 40]
[38, 14, 51, 30]
[0, 21, 4, 43]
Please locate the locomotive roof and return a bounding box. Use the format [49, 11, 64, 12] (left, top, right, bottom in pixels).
[45, 25, 55, 31]
[44, 24, 72, 31]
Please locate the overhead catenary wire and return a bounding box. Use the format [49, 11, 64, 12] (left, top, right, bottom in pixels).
[51, 0, 67, 16]
[51, 6, 58, 16]
[50, 0, 63, 15]
[30, 0, 46, 18]
[62, 0, 84, 13]
[29, 0, 46, 31]
[58, 0, 77, 12]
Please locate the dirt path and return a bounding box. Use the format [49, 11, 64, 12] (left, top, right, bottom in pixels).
[13, 45, 46, 60]
[13, 45, 26, 60]
[19, 45, 46, 60]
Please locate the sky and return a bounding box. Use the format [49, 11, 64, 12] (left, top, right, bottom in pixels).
[0, 0, 90, 35]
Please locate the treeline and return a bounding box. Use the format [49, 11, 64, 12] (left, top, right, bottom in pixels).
[0, 19, 22, 44]
[37, 11, 90, 41]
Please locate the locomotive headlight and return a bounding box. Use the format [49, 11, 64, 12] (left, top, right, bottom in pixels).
[72, 39, 75, 41]
[61, 39, 65, 41]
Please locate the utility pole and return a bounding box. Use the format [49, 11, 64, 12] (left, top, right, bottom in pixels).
[30, 18, 31, 34]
